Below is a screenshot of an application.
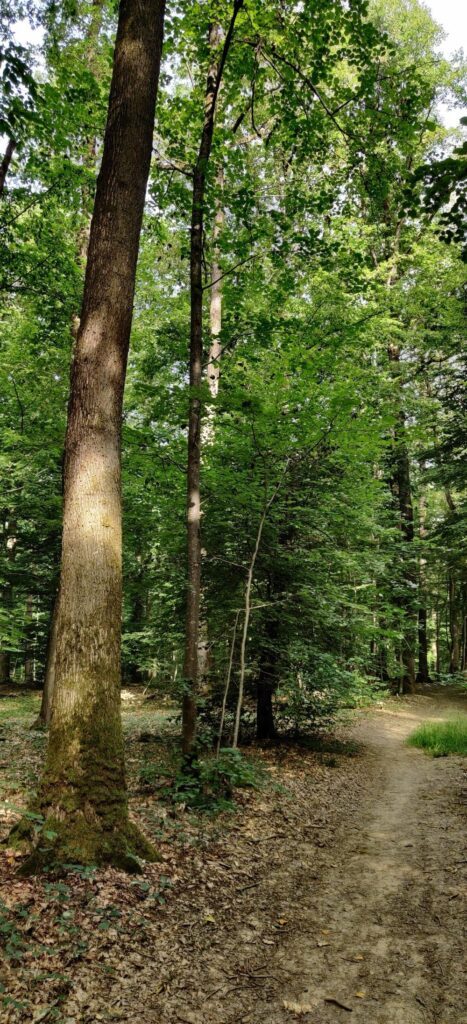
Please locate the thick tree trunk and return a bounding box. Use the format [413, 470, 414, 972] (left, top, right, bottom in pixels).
[182, 3, 243, 758]
[16, 0, 166, 872]
[39, 1, 106, 708]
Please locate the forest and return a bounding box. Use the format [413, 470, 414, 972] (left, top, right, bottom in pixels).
[0, 0, 466, 1022]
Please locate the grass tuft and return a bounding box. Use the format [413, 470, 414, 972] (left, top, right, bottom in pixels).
[407, 716, 467, 757]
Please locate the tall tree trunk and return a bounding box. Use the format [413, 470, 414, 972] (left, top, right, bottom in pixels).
[448, 576, 460, 674]
[182, 2, 243, 758]
[76, 0, 107, 267]
[417, 606, 429, 684]
[435, 607, 441, 675]
[196, 172, 225, 688]
[256, 585, 281, 741]
[388, 344, 416, 693]
[0, 137, 15, 196]
[24, 595, 36, 687]
[417, 489, 430, 684]
[460, 610, 464, 675]
[256, 680, 276, 740]
[0, 518, 17, 685]
[40, 0, 107, 712]
[233, 470, 287, 749]
[16, 0, 166, 872]
[33, 589, 60, 728]
[207, 170, 224, 403]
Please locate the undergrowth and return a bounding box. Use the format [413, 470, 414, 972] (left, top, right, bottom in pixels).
[139, 747, 262, 812]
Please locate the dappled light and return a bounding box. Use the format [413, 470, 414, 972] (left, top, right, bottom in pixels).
[0, 0, 466, 1020]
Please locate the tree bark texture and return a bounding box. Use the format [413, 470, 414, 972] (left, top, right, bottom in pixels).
[182, 2, 243, 758]
[21, 0, 166, 871]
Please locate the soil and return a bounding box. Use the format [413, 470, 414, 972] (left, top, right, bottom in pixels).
[1, 690, 466, 1023]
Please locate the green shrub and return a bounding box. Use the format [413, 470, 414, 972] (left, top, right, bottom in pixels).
[155, 748, 261, 812]
[407, 716, 467, 757]
[275, 651, 386, 736]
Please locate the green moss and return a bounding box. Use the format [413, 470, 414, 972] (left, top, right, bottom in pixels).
[15, 812, 158, 876]
[6, 675, 161, 875]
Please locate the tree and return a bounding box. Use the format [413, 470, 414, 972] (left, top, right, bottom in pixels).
[15, 0, 166, 871]
[182, 2, 244, 758]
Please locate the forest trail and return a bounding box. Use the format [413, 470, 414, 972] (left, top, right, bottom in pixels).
[3, 693, 464, 1023]
[113, 693, 466, 1024]
[270, 695, 467, 1024]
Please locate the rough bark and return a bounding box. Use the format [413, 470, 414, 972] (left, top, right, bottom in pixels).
[39, 0, 107, 716]
[15, 0, 166, 872]
[182, 2, 243, 758]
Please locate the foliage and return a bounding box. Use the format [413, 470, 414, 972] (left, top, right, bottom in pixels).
[0, 0, 466, 742]
[146, 748, 262, 812]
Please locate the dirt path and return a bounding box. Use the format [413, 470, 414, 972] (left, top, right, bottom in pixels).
[106, 694, 466, 1024]
[3, 693, 464, 1023]
[270, 697, 467, 1024]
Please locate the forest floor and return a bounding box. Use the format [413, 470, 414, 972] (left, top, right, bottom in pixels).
[0, 688, 466, 1024]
